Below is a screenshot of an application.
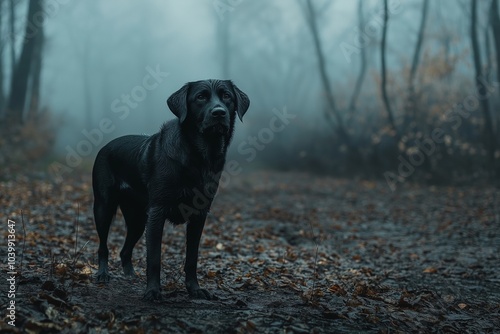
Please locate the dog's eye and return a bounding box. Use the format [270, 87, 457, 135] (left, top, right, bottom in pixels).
[222, 92, 231, 100]
[196, 93, 207, 101]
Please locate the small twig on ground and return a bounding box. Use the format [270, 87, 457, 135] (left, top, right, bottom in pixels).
[72, 240, 90, 267]
[71, 204, 91, 270]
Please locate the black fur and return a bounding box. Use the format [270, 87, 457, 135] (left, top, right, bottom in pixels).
[92, 80, 250, 301]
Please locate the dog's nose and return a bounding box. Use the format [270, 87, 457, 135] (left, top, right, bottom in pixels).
[211, 108, 226, 118]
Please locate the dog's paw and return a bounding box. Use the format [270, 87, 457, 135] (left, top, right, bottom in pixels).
[143, 288, 162, 301]
[95, 270, 110, 283]
[122, 264, 137, 277]
[188, 287, 212, 300]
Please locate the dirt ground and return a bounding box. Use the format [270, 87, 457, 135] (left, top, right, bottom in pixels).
[1, 170, 499, 333]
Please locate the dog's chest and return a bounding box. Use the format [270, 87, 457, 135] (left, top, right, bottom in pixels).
[179, 167, 221, 198]
[163, 169, 221, 224]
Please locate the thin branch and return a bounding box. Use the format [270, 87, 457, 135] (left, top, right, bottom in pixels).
[490, 0, 500, 92]
[409, 0, 429, 90]
[380, 0, 398, 137]
[471, 0, 495, 170]
[348, 0, 367, 112]
[303, 0, 350, 143]
[9, 0, 16, 73]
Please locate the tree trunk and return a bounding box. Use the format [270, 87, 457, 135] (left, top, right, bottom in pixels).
[485, 11, 492, 75]
[9, 0, 16, 75]
[7, 0, 43, 124]
[348, 0, 367, 112]
[304, 0, 350, 144]
[404, 0, 429, 132]
[408, 0, 429, 90]
[0, 1, 5, 117]
[491, 0, 500, 91]
[471, 0, 495, 171]
[491, 0, 500, 142]
[28, 17, 44, 118]
[381, 0, 398, 137]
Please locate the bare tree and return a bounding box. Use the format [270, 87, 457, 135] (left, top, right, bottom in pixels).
[0, 1, 5, 116]
[303, 0, 350, 144]
[28, 14, 44, 117]
[348, 0, 367, 112]
[380, 0, 398, 137]
[7, 0, 43, 124]
[409, 0, 429, 91]
[404, 0, 429, 131]
[485, 10, 492, 75]
[490, 0, 500, 138]
[9, 0, 16, 75]
[471, 0, 495, 170]
[491, 0, 500, 87]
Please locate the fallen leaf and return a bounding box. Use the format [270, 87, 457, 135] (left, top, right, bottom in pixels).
[423, 267, 437, 274]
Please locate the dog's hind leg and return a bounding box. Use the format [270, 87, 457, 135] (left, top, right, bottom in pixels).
[94, 191, 118, 283]
[119, 196, 146, 277]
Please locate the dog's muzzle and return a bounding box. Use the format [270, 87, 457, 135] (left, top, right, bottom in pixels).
[211, 107, 227, 118]
[202, 107, 230, 135]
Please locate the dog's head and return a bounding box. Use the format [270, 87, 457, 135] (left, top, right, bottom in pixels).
[167, 80, 250, 136]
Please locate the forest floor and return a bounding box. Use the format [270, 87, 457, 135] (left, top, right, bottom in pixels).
[1, 170, 499, 333]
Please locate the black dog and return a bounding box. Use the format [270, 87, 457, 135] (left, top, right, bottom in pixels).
[92, 80, 249, 300]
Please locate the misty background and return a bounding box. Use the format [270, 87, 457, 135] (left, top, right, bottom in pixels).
[1, 0, 498, 187]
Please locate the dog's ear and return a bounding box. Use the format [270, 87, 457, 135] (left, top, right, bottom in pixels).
[167, 83, 189, 123]
[231, 82, 250, 121]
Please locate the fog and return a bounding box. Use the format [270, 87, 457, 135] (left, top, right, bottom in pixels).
[1, 0, 497, 182]
[42, 0, 324, 148]
[34, 1, 355, 165]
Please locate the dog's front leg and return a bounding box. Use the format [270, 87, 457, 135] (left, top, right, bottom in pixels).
[143, 206, 165, 301]
[185, 213, 212, 299]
